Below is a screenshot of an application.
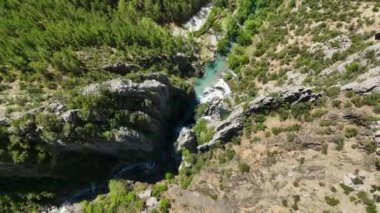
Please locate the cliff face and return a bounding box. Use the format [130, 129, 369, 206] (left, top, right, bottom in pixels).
[0, 74, 188, 178]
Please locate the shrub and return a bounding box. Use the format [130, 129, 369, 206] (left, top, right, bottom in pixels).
[351, 96, 363, 107]
[352, 177, 363, 185]
[332, 100, 342, 108]
[333, 137, 345, 151]
[193, 119, 215, 145]
[362, 93, 380, 106]
[152, 184, 168, 197]
[159, 198, 171, 212]
[340, 183, 354, 195]
[312, 109, 328, 118]
[345, 128, 358, 138]
[346, 62, 360, 73]
[164, 172, 174, 180]
[325, 196, 340, 206]
[291, 102, 312, 120]
[271, 124, 301, 135]
[325, 87, 341, 98]
[344, 101, 353, 108]
[238, 162, 250, 173]
[322, 144, 328, 155]
[109, 180, 128, 197]
[376, 158, 380, 170]
[373, 105, 380, 114]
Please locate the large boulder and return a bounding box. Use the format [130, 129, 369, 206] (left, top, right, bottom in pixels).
[61, 109, 80, 124]
[198, 106, 244, 151]
[175, 127, 197, 153]
[202, 99, 229, 121]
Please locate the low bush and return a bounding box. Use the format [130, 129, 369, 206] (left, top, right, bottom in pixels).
[272, 124, 301, 135]
[238, 162, 250, 173]
[159, 198, 171, 212]
[373, 105, 380, 114]
[325, 196, 340, 206]
[152, 184, 168, 197]
[345, 128, 358, 138]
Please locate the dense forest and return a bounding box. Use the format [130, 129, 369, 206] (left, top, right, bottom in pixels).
[0, 0, 209, 83]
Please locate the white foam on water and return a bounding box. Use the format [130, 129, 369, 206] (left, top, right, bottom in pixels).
[199, 78, 231, 103]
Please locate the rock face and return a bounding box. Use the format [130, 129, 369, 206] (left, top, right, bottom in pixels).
[0, 74, 187, 177]
[309, 35, 352, 59]
[62, 74, 183, 157]
[321, 43, 380, 76]
[341, 67, 380, 94]
[195, 86, 322, 151]
[197, 105, 244, 151]
[61, 109, 80, 124]
[176, 127, 197, 153]
[249, 86, 322, 113]
[202, 99, 229, 121]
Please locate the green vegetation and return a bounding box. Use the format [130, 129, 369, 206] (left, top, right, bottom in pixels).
[178, 150, 213, 189]
[356, 191, 377, 213]
[159, 198, 171, 213]
[322, 144, 328, 155]
[271, 124, 301, 135]
[82, 180, 144, 213]
[333, 137, 345, 151]
[238, 162, 250, 173]
[152, 183, 168, 197]
[340, 183, 354, 195]
[325, 196, 340, 206]
[193, 119, 215, 145]
[0, 0, 192, 83]
[345, 128, 358, 138]
[373, 105, 380, 114]
[325, 87, 341, 98]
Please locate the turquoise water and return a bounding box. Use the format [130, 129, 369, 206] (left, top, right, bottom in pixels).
[194, 54, 227, 99]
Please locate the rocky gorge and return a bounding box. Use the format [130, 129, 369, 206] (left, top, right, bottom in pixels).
[1, 0, 380, 212]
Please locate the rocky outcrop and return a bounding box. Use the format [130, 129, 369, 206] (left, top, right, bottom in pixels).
[176, 127, 197, 153]
[0, 74, 188, 178]
[309, 35, 352, 59]
[197, 105, 244, 151]
[196, 86, 322, 151]
[341, 67, 380, 94]
[321, 43, 380, 76]
[61, 109, 80, 124]
[249, 86, 322, 113]
[202, 99, 229, 121]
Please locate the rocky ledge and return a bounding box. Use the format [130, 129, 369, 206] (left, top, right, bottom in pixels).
[192, 86, 322, 151]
